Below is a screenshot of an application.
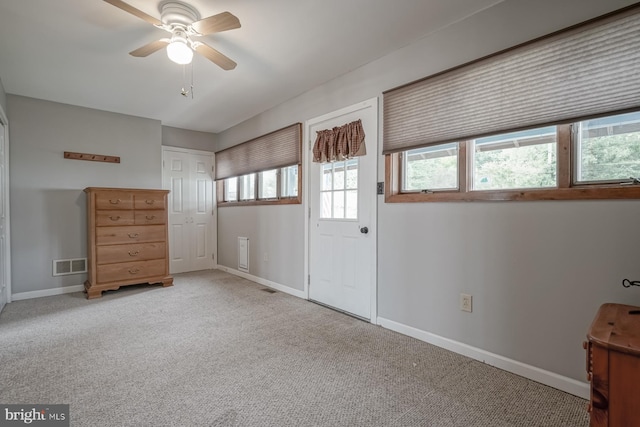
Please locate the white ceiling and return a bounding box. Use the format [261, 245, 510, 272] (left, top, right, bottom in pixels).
[0, 0, 503, 133]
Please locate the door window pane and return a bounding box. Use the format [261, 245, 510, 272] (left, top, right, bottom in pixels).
[346, 160, 358, 189]
[320, 159, 358, 219]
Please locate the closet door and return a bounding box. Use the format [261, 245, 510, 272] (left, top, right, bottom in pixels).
[163, 149, 215, 274]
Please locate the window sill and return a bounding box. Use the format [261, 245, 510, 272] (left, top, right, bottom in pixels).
[218, 196, 301, 207]
[385, 185, 640, 203]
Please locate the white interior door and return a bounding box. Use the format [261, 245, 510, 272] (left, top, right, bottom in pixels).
[163, 148, 215, 274]
[307, 98, 378, 320]
[0, 121, 7, 312]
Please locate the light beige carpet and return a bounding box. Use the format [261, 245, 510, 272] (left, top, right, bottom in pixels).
[0, 270, 589, 426]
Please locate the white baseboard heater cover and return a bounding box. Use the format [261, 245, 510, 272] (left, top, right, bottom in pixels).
[238, 237, 249, 272]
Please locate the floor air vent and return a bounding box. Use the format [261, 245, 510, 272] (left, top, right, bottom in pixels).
[53, 258, 87, 276]
[261, 288, 276, 294]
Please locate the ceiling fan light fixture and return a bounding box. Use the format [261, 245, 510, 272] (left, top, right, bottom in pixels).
[167, 36, 193, 64]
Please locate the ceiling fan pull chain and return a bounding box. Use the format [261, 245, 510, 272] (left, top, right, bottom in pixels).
[190, 61, 194, 99]
[181, 64, 189, 97]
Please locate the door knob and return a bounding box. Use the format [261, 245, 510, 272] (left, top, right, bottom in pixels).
[360, 226, 369, 234]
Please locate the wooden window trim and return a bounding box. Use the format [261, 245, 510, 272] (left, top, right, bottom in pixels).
[218, 165, 302, 207]
[386, 124, 640, 203]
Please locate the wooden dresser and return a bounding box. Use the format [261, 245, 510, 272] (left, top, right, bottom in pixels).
[584, 303, 640, 426]
[84, 187, 173, 299]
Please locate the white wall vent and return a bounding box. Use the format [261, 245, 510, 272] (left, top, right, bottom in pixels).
[238, 237, 249, 272]
[53, 258, 87, 276]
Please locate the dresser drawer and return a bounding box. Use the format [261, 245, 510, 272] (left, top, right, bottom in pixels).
[97, 259, 166, 283]
[95, 192, 134, 210]
[96, 242, 166, 265]
[96, 225, 165, 245]
[96, 210, 135, 226]
[134, 192, 165, 210]
[134, 211, 165, 225]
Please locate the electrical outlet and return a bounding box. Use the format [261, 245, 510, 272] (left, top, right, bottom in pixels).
[460, 293, 472, 313]
[263, 252, 268, 262]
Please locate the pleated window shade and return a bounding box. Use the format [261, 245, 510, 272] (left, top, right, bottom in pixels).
[215, 123, 302, 180]
[383, 6, 640, 154]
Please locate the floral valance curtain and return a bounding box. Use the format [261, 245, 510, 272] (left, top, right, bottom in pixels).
[312, 119, 366, 163]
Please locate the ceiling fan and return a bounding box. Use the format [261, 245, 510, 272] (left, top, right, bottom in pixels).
[104, 0, 240, 70]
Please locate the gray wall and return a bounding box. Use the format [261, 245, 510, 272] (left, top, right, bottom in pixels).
[216, 0, 640, 385]
[7, 95, 162, 294]
[162, 125, 216, 152]
[218, 205, 304, 291]
[0, 78, 6, 113]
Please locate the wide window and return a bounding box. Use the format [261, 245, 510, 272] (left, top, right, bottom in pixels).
[386, 111, 640, 202]
[216, 123, 302, 206]
[383, 5, 640, 202]
[221, 165, 301, 205]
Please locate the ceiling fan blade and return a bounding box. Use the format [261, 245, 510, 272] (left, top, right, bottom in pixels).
[104, 0, 162, 26]
[194, 43, 237, 70]
[191, 12, 241, 35]
[129, 39, 169, 57]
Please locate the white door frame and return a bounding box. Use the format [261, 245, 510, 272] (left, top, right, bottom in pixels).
[161, 146, 217, 270]
[303, 97, 378, 322]
[0, 104, 11, 304]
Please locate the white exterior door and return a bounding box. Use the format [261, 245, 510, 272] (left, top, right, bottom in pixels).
[307, 98, 378, 320]
[163, 148, 216, 274]
[0, 121, 7, 312]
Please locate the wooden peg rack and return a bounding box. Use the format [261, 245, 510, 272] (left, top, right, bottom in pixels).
[64, 151, 120, 164]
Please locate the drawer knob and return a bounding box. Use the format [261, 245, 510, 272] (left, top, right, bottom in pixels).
[109, 216, 120, 221]
[146, 215, 155, 220]
[128, 233, 139, 238]
[145, 200, 155, 205]
[109, 199, 121, 204]
[128, 251, 139, 256]
[128, 268, 140, 274]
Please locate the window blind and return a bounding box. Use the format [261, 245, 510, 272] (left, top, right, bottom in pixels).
[383, 5, 640, 154]
[215, 123, 302, 180]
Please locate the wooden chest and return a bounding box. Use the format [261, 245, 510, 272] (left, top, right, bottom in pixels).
[584, 303, 640, 426]
[84, 187, 173, 299]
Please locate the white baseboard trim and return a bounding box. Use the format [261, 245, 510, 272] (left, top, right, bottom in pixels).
[216, 265, 307, 299]
[12, 284, 85, 301]
[377, 317, 589, 399]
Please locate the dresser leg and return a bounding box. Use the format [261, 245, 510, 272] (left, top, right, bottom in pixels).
[84, 281, 103, 299]
[161, 277, 174, 287]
